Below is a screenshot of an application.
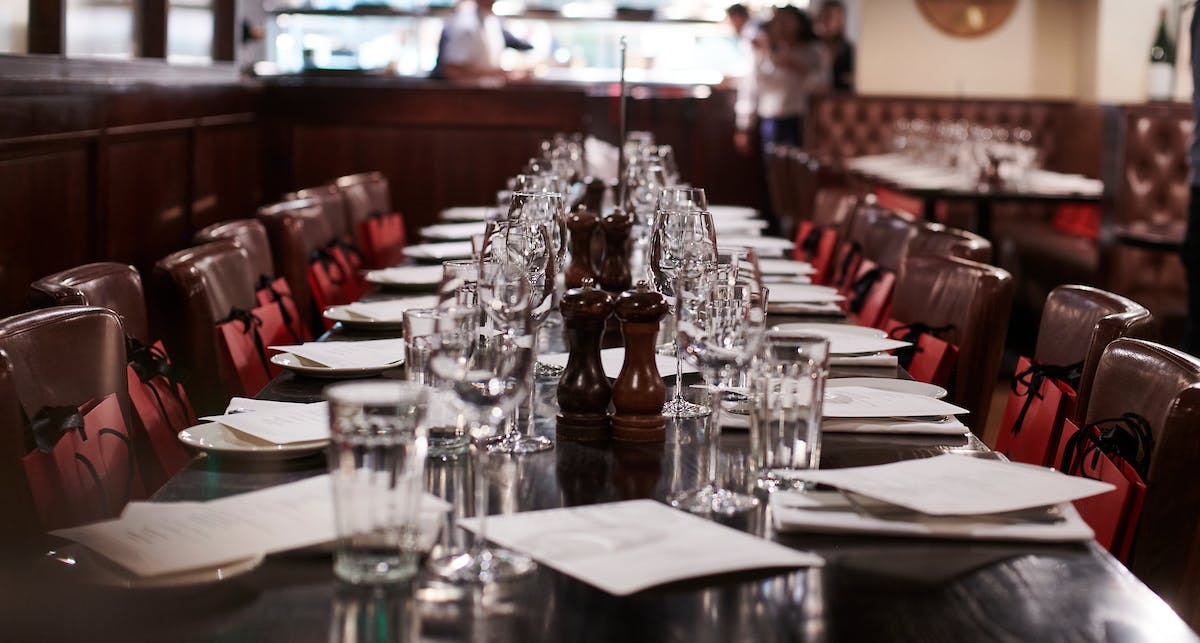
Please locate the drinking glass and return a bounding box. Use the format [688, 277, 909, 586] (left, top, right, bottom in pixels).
[404, 308, 474, 457]
[671, 269, 767, 515]
[750, 335, 829, 492]
[439, 259, 487, 307]
[649, 207, 717, 418]
[326, 381, 430, 585]
[426, 300, 536, 583]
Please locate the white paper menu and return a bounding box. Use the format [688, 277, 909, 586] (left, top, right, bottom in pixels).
[53, 475, 451, 578]
[784, 454, 1115, 516]
[459, 499, 821, 596]
[201, 401, 330, 444]
[270, 338, 407, 368]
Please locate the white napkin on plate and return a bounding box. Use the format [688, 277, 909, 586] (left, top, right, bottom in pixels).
[343, 297, 438, 322]
[365, 266, 443, 285]
[270, 338, 406, 369]
[403, 241, 474, 261]
[822, 416, 968, 435]
[768, 302, 844, 316]
[420, 222, 485, 240]
[829, 354, 898, 367]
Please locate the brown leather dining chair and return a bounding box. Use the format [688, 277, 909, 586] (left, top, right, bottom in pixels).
[1080, 338, 1200, 622]
[193, 219, 278, 286]
[257, 197, 339, 331]
[907, 221, 994, 265]
[153, 240, 259, 415]
[335, 171, 405, 268]
[27, 263, 151, 345]
[0, 306, 141, 533]
[1033, 285, 1152, 424]
[336, 171, 393, 226]
[856, 209, 919, 274]
[891, 255, 1014, 435]
[287, 183, 353, 244]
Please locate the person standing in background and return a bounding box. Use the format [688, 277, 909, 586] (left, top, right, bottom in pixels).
[817, 0, 855, 92]
[734, 5, 830, 155]
[1184, 5, 1200, 355]
[431, 0, 532, 82]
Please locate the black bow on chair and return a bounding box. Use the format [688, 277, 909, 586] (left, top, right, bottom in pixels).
[125, 335, 189, 432]
[219, 307, 273, 381]
[255, 275, 304, 343]
[887, 322, 955, 370]
[1007, 360, 1084, 438]
[26, 405, 86, 453]
[309, 248, 347, 285]
[1059, 412, 1154, 481]
[329, 239, 367, 269]
[848, 267, 886, 314]
[836, 241, 862, 284]
[800, 227, 823, 257]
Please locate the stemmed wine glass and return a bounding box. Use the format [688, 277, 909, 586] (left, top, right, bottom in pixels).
[671, 266, 767, 515]
[426, 278, 537, 583]
[482, 192, 558, 454]
[649, 206, 717, 418]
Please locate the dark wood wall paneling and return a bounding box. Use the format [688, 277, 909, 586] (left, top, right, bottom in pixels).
[0, 81, 262, 317]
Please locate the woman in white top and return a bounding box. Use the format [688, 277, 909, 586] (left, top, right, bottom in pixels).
[432, 0, 531, 82]
[734, 6, 829, 153]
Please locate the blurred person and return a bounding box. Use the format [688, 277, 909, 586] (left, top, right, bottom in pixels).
[817, 0, 855, 92]
[1185, 6, 1200, 354]
[431, 0, 532, 82]
[734, 5, 829, 155]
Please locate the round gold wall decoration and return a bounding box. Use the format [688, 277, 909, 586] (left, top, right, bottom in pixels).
[915, 0, 1019, 38]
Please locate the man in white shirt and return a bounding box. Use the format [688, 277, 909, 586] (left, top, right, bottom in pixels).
[432, 0, 532, 82]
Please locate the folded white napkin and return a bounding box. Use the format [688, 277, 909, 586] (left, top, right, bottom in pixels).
[440, 206, 492, 222]
[758, 258, 817, 276]
[770, 492, 1095, 543]
[270, 338, 406, 369]
[822, 416, 968, 435]
[403, 241, 474, 261]
[343, 297, 438, 322]
[365, 266, 443, 285]
[420, 222, 485, 240]
[829, 354, 898, 367]
[768, 302, 845, 316]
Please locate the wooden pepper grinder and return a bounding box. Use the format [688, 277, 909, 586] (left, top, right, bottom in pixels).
[564, 205, 599, 290]
[581, 176, 608, 214]
[599, 207, 633, 295]
[556, 277, 614, 441]
[611, 280, 668, 441]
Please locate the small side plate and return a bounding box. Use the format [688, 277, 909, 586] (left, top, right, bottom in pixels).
[827, 377, 948, 399]
[178, 422, 330, 459]
[270, 353, 399, 378]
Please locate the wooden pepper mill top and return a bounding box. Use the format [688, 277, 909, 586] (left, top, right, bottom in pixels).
[556, 277, 614, 442]
[611, 280, 669, 442]
[564, 205, 599, 290]
[581, 176, 608, 214]
[599, 207, 633, 294]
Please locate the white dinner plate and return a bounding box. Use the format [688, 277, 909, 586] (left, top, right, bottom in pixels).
[440, 206, 493, 222]
[270, 352, 400, 378]
[758, 258, 817, 277]
[770, 322, 887, 339]
[49, 544, 264, 589]
[323, 296, 440, 330]
[420, 222, 485, 241]
[719, 235, 794, 256]
[364, 266, 444, 289]
[827, 377, 947, 399]
[403, 241, 474, 262]
[178, 421, 329, 459]
[713, 219, 769, 235]
[767, 284, 845, 305]
[708, 205, 759, 219]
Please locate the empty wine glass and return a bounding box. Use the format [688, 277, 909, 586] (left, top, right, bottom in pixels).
[671, 267, 767, 515]
[649, 207, 717, 418]
[426, 297, 537, 584]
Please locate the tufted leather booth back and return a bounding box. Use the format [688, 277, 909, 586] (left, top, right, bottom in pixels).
[193, 219, 276, 283]
[807, 94, 1072, 170]
[1083, 339, 1200, 620]
[153, 240, 257, 415]
[907, 222, 993, 265]
[257, 198, 337, 329]
[1114, 103, 1192, 228]
[892, 255, 1014, 435]
[1033, 286, 1152, 423]
[28, 263, 150, 345]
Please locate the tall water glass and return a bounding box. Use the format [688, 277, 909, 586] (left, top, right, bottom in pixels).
[326, 381, 429, 585]
[751, 335, 830, 492]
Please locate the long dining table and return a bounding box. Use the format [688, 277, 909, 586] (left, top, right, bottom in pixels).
[12, 285, 1199, 643]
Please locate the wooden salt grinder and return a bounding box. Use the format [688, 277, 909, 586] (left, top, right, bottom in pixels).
[564, 205, 599, 290]
[599, 207, 633, 295]
[556, 277, 614, 441]
[581, 176, 608, 214]
[611, 280, 668, 441]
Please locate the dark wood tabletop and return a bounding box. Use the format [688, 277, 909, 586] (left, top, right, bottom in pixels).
[12, 306, 1198, 643]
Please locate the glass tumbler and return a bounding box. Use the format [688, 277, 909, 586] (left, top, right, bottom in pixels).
[326, 381, 430, 585]
[750, 335, 830, 492]
[403, 308, 472, 457]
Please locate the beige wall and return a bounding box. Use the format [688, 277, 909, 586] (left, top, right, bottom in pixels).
[856, 0, 1190, 103]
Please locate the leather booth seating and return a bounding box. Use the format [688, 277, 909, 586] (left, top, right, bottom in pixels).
[1034, 286, 1152, 424]
[257, 198, 339, 332]
[1081, 339, 1200, 622]
[153, 240, 260, 415]
[0, 307, 141, 535]
[891, 255, 1014, 435]
[28, 263, 150, 344]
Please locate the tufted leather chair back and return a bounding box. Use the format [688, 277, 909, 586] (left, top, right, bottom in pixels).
[1033, 286, 1152, 424]
[288, 183, 351, 242]
[257, 198, 337, 329]
[1082, 339, 1200, 619]
[907, 222, 993, 265]
[193, 219, 276, 283]
[0, 307, 134, 538]
[336, 171, 393, 229]
[153, 240, 257, 415]
[0, 348, 40, 554]
[892, 255, 1014, 435]
[27, 263, 150, 345]
[807, 94, 1067, 169]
